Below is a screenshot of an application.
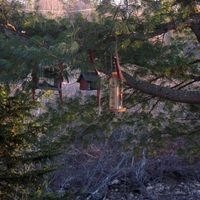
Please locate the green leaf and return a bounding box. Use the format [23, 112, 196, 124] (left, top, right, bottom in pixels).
[0, 59, 12, 69]
[23, 47, 41, 61]
[70, 41, 79, 53]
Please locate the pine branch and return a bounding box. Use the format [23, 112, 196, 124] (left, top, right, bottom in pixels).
[0, 24, 29, 41]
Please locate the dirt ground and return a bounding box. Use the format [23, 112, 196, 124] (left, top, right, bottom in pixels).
[50, 144, 200, 200]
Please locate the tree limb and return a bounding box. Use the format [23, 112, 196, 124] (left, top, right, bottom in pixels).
[123, 71, 200, 105]
[0, 24, 29, 41]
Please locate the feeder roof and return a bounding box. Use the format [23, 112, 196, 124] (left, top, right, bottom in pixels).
[77, 72, 99, 82]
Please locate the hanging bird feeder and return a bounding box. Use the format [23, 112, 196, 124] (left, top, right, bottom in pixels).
[107, 72, 126, 112]
[77, 71, 100, 90]
[107, 52, 126, 113]
[32, 66, 63, 104]
[34, 69, 62, 90]
[77, 50, 100, 90]
[77, 50, 102, 115]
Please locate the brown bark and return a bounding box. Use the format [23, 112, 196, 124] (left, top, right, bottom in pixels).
[122, 72, 200, 105]
[185, 13, 200, 42]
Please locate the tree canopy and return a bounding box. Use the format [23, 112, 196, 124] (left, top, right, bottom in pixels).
[2, 0, 200, 104]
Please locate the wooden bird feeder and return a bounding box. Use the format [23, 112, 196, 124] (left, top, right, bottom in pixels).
[77, 72, 100, 90]
[33, 68, 62, 90]
[107, 72, 126, 112]
[32, 67, 63, 104]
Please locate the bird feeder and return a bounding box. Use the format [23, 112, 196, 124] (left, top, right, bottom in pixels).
[32, 67, 63, 104]
[107, 72, 126, 112]
[77, 72, 100, 90]
[34, 68, 62, 90]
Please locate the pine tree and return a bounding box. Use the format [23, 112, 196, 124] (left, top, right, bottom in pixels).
[0, 85, 67, 199]
[0, 2, 73, 199]
[66, 0, 200, 158]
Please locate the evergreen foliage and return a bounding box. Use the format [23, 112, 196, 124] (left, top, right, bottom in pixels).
[0, 86, 65, 199]
[1, 0, 200, 198]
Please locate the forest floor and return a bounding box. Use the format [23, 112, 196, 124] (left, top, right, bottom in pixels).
[48, 127, 200, 200]
[50, 141, 200, 200]
[95, 156, 200, 200]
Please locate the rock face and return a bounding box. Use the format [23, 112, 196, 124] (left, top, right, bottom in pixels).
[23, 0, 66, 16]
[23, 0, 93, 18]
